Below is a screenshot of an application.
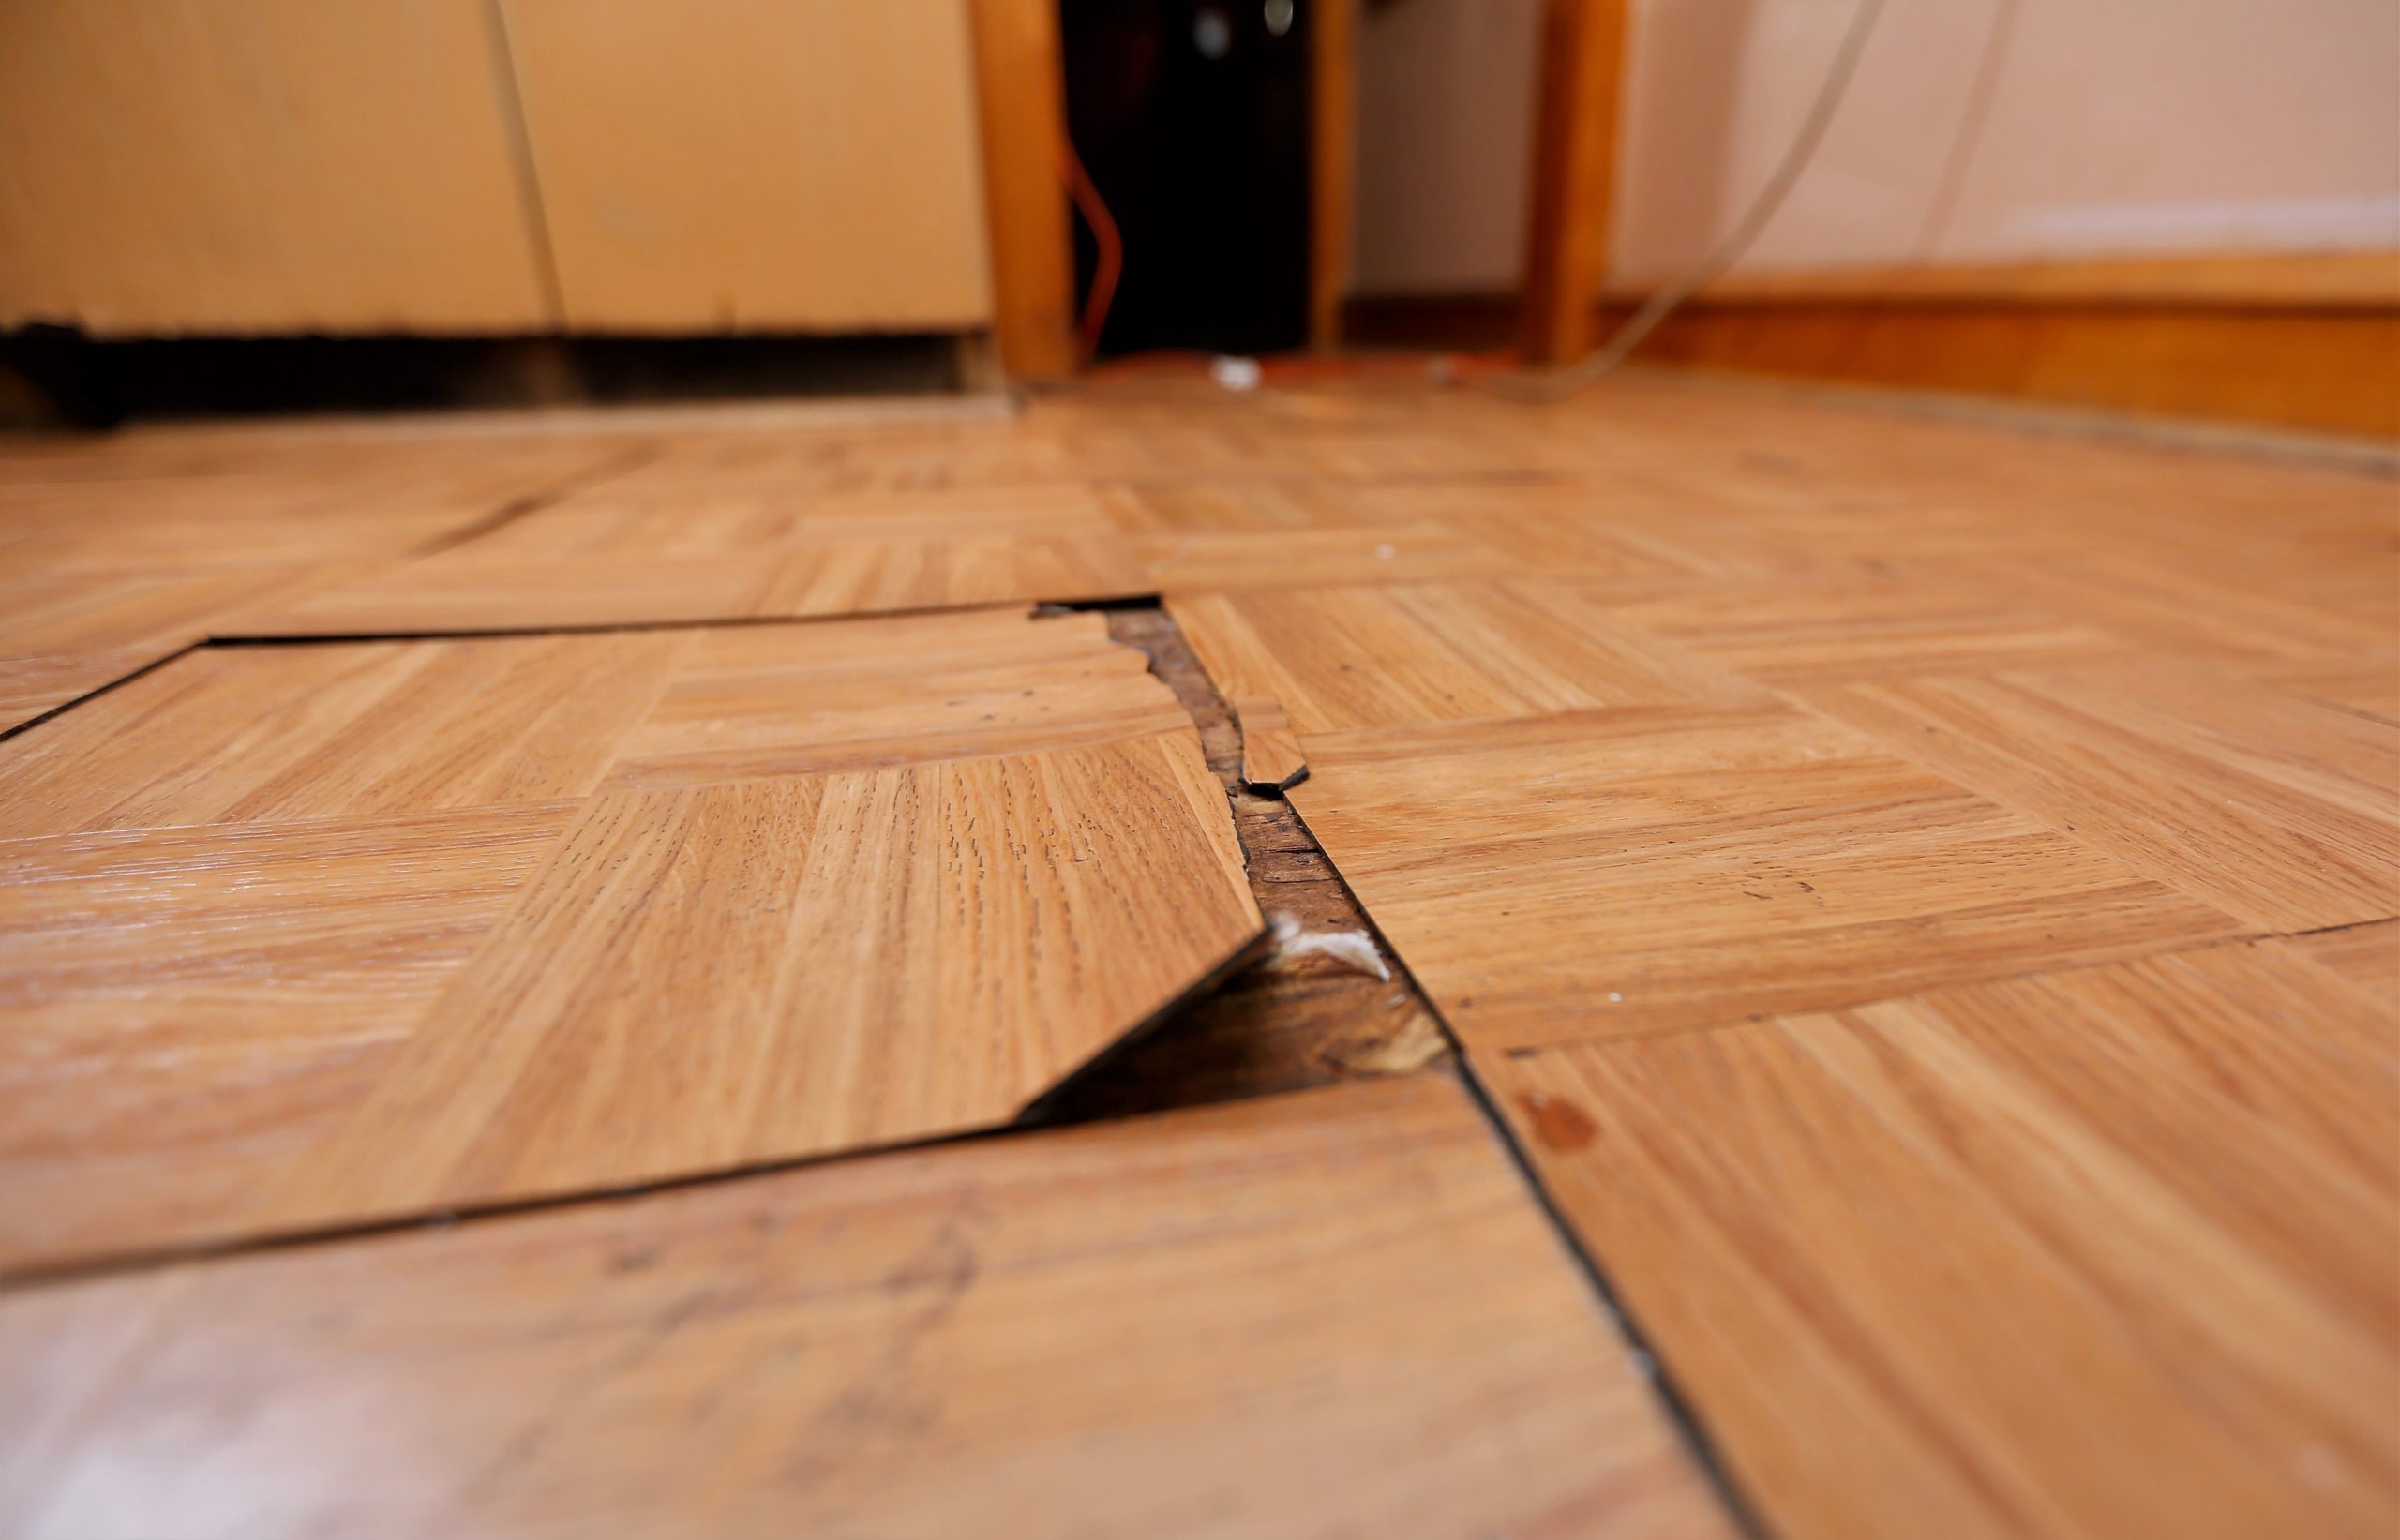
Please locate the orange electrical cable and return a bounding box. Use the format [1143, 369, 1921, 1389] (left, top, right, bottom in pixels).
[1059, 137, 1122, 364]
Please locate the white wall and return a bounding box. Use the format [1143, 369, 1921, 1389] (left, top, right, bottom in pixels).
[1351, 0, 1542, 294]
[1347, 0, 2400, 296]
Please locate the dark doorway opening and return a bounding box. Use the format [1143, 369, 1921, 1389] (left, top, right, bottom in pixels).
[1059, 0, 1313, 358]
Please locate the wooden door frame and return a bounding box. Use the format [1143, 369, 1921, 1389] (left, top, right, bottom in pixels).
[1521, 0, 1628, 366]
[971, 0, 1362, 375]
[1310, 0, 1358, 351]
[968, 0, 1079, 381]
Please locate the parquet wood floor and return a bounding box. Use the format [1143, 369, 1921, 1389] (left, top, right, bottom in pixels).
[0, 1076, 1732, 1540]
[0, 430, 628, 728]
[1286, 702, 2249, 1048]
[1083, 378, 2393, 1536]
[1, 372, 2392, 1538]
[0, 608, 1259, 1271]
[1484, 941, 2397, 1540]
[2293, 919, 2400, 1011]
[1803, 661, 2400, 931]
[1168, 581, 1769, 737]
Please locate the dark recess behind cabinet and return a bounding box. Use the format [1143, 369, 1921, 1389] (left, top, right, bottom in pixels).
[1059, 0, 1312, 358]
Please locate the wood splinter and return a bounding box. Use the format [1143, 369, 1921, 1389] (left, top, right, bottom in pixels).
[1232, 694, 1309, 793]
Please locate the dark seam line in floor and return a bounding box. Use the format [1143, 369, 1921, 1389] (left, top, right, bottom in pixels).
[1272, 796, 1774, 1540]
[0, 442, 661, 747]
[204, 592, 1167, 648]
[0, 644, 200, 748]
[1018, 922, 1279, 1124]
[0, 600, 1337, 1293]
[1080, 594, 1770, 1534]
[0, 1119, 1012, 1295]
[12, 589, 1760, 1540]
[411, 439, 666, 561]
[1488, 924, 2314, 1058]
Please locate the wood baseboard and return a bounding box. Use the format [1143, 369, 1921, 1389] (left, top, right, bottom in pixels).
[1616, 250, 2400, 309]
[1342, 253, 2400, 440]
[1615, 300, 2398, 441]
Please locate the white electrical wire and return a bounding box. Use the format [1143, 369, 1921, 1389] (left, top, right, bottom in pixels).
[1491, 0, 1892, 399]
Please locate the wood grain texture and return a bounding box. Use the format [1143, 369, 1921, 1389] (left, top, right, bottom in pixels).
[2259, 657, 2400, 728]
[1620, 300, 2400, 440]
[1, 375, 2393, 1536]
[246, 488, 1670, 638]
[1169, 581, 1765, 737]
[242, 538, 1153, 633]
[283, 730, 1260, 1224]
[0, 0, 552, 334]
[237, 482, 1151, 634]
[0, 650, 166, 733]
[1636, 247, 2400, 308]
[1803, 663, 2400, 931]
[0, 430, 624, 727]
[1232, 695, 1308, 791]
[969, 0, 1079, 379]
[0, 805, 577, 1270]
[1977, 546, 2397, 663]
[606, 608, 1187, 785]
[1290, 703, 2248, 1049]
[0, 614, 1258, 1270]
[0, 569, 288, 730]
[1522, 0, 1628, 364]
[0, 634, 687, 840]
[501, 0, 993, 333]
[1141, 522, 1522, 594]
[1038, 608, 1451, 1123]
[1600, 574, 2122, 683]
[1484, 941, 2399, 1540]
[2290, 920, 2399, 1012]
[243, 366, 2400, 646]
[1308, 0, 1358, 350]
[0, 1075, 1733, 1540]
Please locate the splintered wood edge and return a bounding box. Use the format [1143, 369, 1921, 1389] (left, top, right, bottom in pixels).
[1232, 693, 1310, 793]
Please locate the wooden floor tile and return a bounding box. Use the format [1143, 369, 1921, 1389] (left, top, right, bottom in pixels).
[2257, 656, 2400, 728]
[0, 567, 308, 730]
[0, 806, 577, 1269]
[2, 375, 2391, 1532]
[235, 484, 1153, 634]
[1140, 522, 1519, 593]
[604, 608, 1188, 784]
[1805, 661, 2400, 931]
[2289, 919, 2399, 1012]
[0, 433, 629, 727]
[1600, 574, 2122, 683]
[1289, 705, 2248, 1048]
[1985, 547, 2395, 663]
[1169, 581, 1764, 737]
[1482, 941, 2398, 1540]
[236, 538, 1153, 635]
[0, 649, 165, 733]
[1230, 694, 1308, 790]
[0, 614, 1260, 1270]
[0, 610, 1176, 836]
[281, 731, 1260, 1225]
[0, 634, 687, 839]
[1332, 476, 1842, 582]
[0, 1075, 1733, 1540]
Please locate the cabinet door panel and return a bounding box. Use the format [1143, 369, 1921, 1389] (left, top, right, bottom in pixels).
[0, 1, 555, 335]
[502, 0, 993, 332]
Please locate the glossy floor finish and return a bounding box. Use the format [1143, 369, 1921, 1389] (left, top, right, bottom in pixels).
[0, 430, 629, 729]
[0, 1077, 1732, 1540]
[0, 373, 2392, 1538]
[0, 611, 1259, 1270]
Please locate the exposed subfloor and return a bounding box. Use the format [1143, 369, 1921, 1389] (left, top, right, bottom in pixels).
[0, 370, 2393, 1539]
